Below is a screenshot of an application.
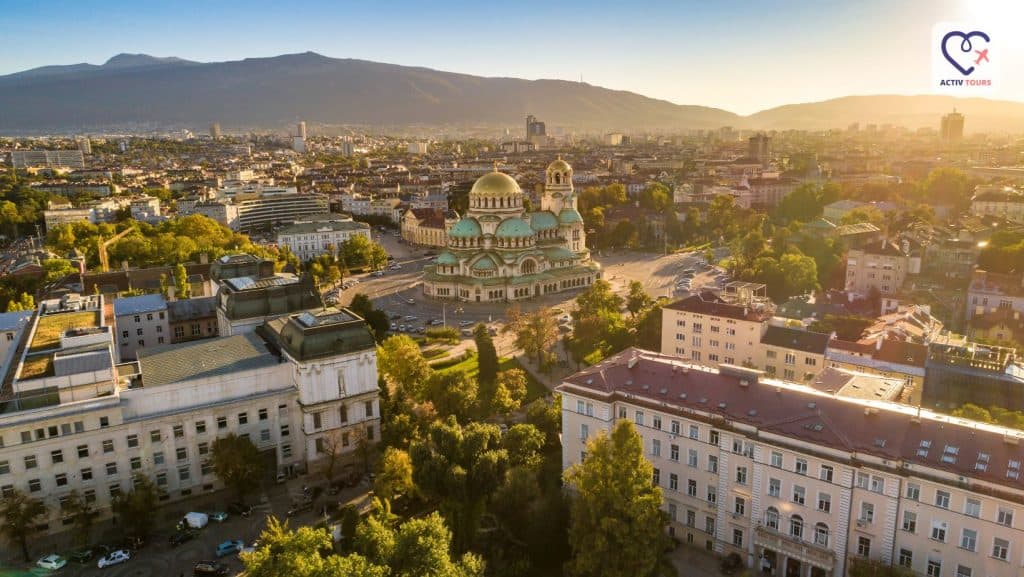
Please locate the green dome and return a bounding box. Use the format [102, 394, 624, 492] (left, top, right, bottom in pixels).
[495, 217, 534, 238]
[471, 255, 497, 271]
[528, 212, 558, 231]
[435, 251, 458, 265]
[449, 218, 481, 238]
[470, 172, 520, 197]
[558, 208, 583, 224]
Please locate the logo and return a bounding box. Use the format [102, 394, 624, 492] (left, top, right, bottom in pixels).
[932, 23, 997, 93]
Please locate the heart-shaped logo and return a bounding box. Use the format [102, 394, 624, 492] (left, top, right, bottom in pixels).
[941, 30, 990, 76]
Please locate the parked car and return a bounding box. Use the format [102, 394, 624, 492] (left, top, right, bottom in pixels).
[430, 319, 444, 326]
[372, 271, 384, 277]
[287, 500, 314, 517]
[170, 530, 197, 546]
[403, 315, 417, 321]
[240, 541, 259, 555]
[398, 324, 406, 332]
[179, 512, 209, 529]
[458, 320, 473, 327]
[227, 502, 253, 517]
[215, 540, 245, 557]
[97, 550, 131, 569]
[406, 298, 415, 305]
[36, 554, 67, 570]
[208, 511, 229, 522]
[193, 560, 230, 576]
[389, 322, 398, 330]
[69, 549, 94, 564]
[461, 328, 473, 337]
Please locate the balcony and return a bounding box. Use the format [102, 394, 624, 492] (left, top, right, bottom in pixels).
[754, 523, 835, 571]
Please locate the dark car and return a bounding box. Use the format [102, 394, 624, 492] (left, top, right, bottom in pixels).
[227, 502, 253, 517]
[193, 560, 230, 576]
[69, 549, 94, 564]
[286, 500, 314, 517]
[170, 530, 197, 546]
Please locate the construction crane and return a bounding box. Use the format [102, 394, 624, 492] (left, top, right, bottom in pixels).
[98, 226, 135, 272]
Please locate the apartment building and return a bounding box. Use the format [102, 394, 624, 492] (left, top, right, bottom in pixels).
[971, 186, 1024, 224]
[0, 302, 379, 535]
[401, 208, 457, 247]
[924, 341, 1024, 411]
[844, 240, 920, 297]
[11, 150, 85, 169]
[759, 326, 829, 383]
[276, 215, 372, 261]
[559, 348, 1024, 577]
[113, 294, 169, 361]
[0, 310, 33, 381]
[660, 289, 773, 367]
[826, 338, 928, 391]
[215, 273, 321, 337]
[967, 270, 1024, 320]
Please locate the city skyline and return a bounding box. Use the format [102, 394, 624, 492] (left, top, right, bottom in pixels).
[2, 0, 1021, 115]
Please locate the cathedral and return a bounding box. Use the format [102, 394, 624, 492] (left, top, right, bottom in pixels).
[422, 158, 601, 302]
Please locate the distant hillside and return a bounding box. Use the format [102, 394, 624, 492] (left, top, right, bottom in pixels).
[0, 53, 1022, 134]
[0, 52, 738, 133]
[747, 95, 1024, 134]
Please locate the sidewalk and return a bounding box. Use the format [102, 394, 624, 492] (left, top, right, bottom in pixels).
[669, 544, 735, 577]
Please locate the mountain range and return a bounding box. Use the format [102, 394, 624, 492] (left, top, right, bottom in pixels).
[1, 52, 1023, 134]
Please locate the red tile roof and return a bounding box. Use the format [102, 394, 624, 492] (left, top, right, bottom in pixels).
[559, 348, 1024, 492]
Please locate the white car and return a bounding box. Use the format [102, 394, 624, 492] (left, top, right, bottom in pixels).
[458, 320, 473, 327]
[97, 549, 131, 569]
[36, 554, 67, 571]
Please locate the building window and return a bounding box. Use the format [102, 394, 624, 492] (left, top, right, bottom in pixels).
[735, 466, 747, 485]
[770, 451, 783, 468]
[997, 507, 1013, 527]
[709, 430, 719, 446]
[926, 560, 941, 577]
[28, 479, 41, 493]
[154, 451, 164, 465]
[238, 412, 248, 425]
[732, 529, 743, 548]
[260, 429, 271, 442]
[789, 516, 803, 539]
[652, 468, 660, 486]
[173, 425, 184, 439]
[960, 528, 976, 551]
[55, 473, 68, 487]
[102, 440, 114, 453]
[105, 463, 117, 476]
[768, 478, 780, 497]
[817, 492, 831, 513]
[814, 523, 829, 547]
[670, 420, 680, 435]
[792, 486, 805, 505]
[217, 416, 227, 429]
[734, 497, 745, 516]
[130, 457, 141, 471]
[794, 458, 807, 475]
[819, 465, 833, 482]
[313, 412, 322, 430]
[176, 447, 187, 461]
[931, 521, 947, 542]
[198, 442, 208, 456]
[179, 466, 190, 481]
[860, 502, 874, 524]
[668, 473, 678, 492]
[24, 455, 37, 469]
[634, 411, 644, 426]
[935, 490, 950, 509]
[906, 483, 920, 501]
[687, 479, 697, 497]
[898, 548, 913, 568]
[902, 511, 917, 533]
[81, 467, 93, 481]
[670, 444, 680, 462]
[857, 536, 871, 557]
[651, 439, 661, 457]
[150, 430, 161, 442]
[765, 507, 779, 529]
[51, 450, 63, 464]
[707, 455, 718, 473]
[964, 498, 981, 518]
[992, 537, 1009, 560]
[652, 415, 661, 430]
[195, 421, 206, 434]
[126, 435, 138, 448]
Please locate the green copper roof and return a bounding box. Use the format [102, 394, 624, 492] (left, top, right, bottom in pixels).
[528, 211, 558, 231]
[470, 171, 520, 197]
[435, 251, 459, 265]
[542, 246, 575, 261]
[449, 218, 482, 238]
[471, 255, 498, 271]
[558, 208, 583, 224]
[495, 217, 533, 238]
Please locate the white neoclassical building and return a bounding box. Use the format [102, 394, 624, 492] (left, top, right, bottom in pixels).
[422, 158, 600, 302]
[559, 348, 1024, 577]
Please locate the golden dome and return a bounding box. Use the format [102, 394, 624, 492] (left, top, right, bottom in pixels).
[470, 171, 520, 197]
[547, 158, 572, 173]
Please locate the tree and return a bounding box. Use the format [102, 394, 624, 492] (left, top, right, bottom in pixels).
[243, 516, 388, 577]
[355, 511, 485, 577]
[848, 558, 915, 577]
[374, 447, 415, 501]
[378, 335, 432, 399]
[6, 292, 34, 312]
[506, 308, 558, 367]
[63, 490, 94, 546]
[492, 368, 528, 418]
[173, 262, 190, 298]
[423, 370, 479, 422]
[501, 424, 545, 469]
[410, 418, 509, 552]
[474, 324, 498, 393]
[625, 281, 653, 318]
[0, 489, 46, 562]
[210, 433, 264, 502]
[525, 395, 562, 449]
[779, 252, 818, 298]
[350, 293, 389, 342]
[565, 420, 670, 577]
[609, 220, 638, 248]
[112, 475, 158, 539]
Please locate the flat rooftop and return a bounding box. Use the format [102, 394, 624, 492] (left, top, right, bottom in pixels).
[28, 310, 100, 353]
[137, 332, 279, 388]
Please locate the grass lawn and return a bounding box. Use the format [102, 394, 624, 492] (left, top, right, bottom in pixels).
[29, 311, 100, 352]
[19, 354, 53, 379]
[439, 352, 548, 402]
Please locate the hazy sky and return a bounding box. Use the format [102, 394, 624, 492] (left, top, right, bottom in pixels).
[1, 0, 1020, 114]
